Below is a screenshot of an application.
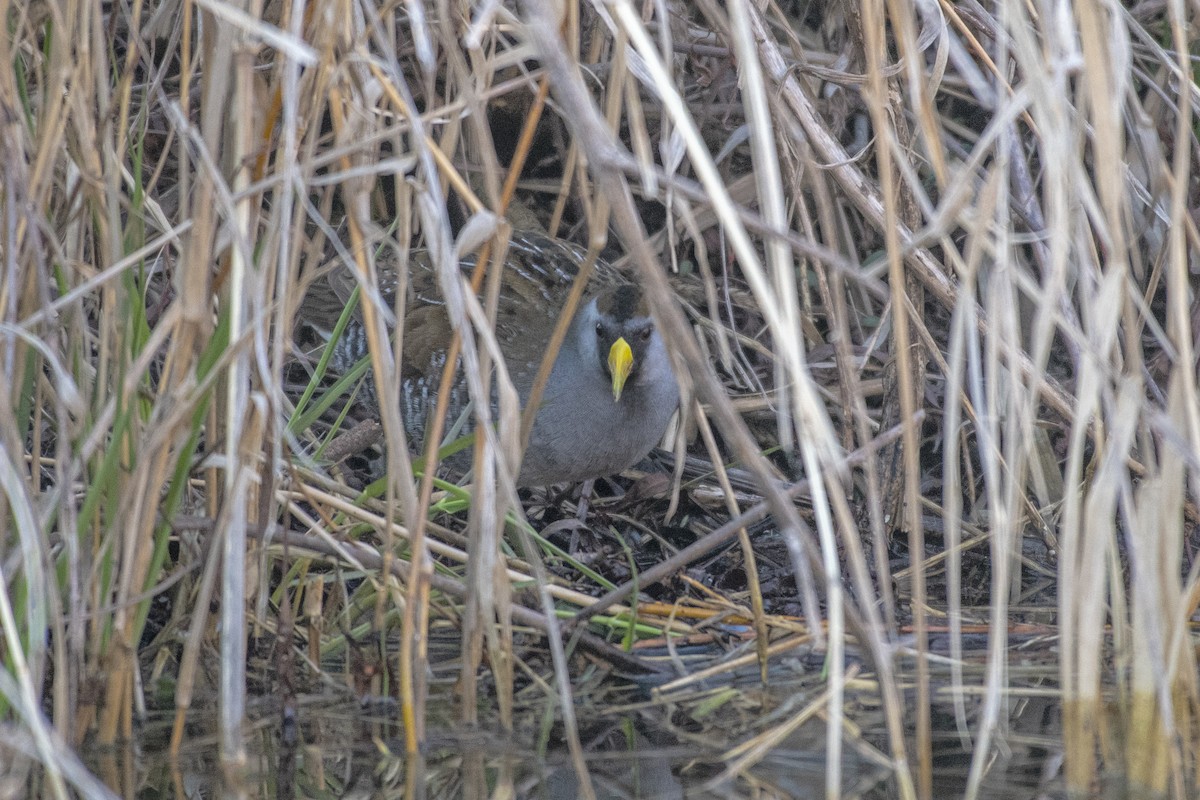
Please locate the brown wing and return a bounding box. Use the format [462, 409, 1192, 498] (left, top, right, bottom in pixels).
[300, 227, 627, 392]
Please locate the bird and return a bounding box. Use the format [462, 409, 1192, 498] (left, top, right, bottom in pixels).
[299, 230, 680, 488]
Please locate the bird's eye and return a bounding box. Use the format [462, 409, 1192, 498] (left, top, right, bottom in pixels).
[595, 322, 604, 337]
[640, 328, 652, 342]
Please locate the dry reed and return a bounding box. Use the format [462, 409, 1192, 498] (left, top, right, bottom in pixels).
[0, 0, 1196, 798]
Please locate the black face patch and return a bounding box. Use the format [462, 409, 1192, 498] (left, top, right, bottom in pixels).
[597, 285, 646, 322]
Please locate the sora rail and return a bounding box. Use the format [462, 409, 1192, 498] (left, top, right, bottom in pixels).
[302, 231, 679, 487]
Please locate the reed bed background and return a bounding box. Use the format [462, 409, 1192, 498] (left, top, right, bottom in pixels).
[1, 0, 1197, 798]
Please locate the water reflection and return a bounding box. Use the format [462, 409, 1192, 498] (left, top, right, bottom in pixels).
[60, 695, 893, 799]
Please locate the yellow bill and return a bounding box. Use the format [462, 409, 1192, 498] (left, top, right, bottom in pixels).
[608, 336, 633, 401]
